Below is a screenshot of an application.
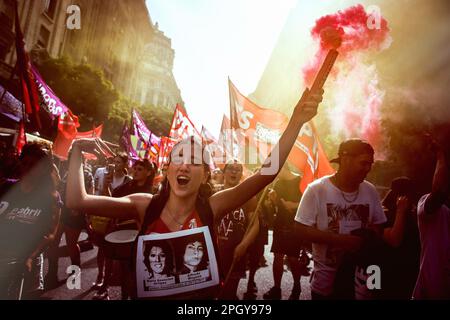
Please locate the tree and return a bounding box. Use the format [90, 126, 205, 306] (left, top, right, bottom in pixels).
[34, 55, 173, 144]
[103, 97, 173, 143]
[36, 56, 119, 131]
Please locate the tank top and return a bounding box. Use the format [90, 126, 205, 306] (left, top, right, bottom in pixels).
[145, 210, 203, 234]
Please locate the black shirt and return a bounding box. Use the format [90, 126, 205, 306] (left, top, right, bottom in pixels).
[272, 177, 302, 230]
[0, 180, 59, 259]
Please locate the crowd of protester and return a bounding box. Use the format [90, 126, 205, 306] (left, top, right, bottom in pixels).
[0, 91, 449, 300]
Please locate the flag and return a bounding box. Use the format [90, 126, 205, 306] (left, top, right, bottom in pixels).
[218, 114, 242, 162]
[169, 104, 201, 141]
[15, 121, 26, 154]
[31, 65, 69, 119]
[229, 79, 288, 162]
[0, 83, 23, 122]
[57, 110, 79, 139]
[131, 109, 161, 160]
[53, 124, 102, 160]
[201, 126, 228, 169]
[14, 1, 41, 130]
[157, 136, 177, 168]
[218, 115, 230, 150]
[228, 79, 334, 192]
[292, 122, 335, 192]
[120, 123, 138, 161]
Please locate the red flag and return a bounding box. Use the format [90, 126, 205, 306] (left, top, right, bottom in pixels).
[53, 124, 102, 160]
[291, 122, 335, 192]
[14, 2, 41, 130]
[57, 110, 79, 139]
[169, 104, 201, 141]
[229, 79, 334, 191]
[157, 136, 177, 168]
[15, 121, 27, 154]
[229, 79, 288, 162]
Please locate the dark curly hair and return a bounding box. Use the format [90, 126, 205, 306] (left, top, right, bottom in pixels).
[143, 240, 175, 278]
[175, 232, 209, 274]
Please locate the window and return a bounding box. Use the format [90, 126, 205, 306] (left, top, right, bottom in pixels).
[43, 0, 57, 19]
[37, 25, 50, 49]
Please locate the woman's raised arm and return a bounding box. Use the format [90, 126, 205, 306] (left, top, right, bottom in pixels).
[66, 139, 151, 222]
[209, 88, 323, 218]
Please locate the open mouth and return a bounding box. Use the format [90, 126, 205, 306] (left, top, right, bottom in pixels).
[177, 175, 190, 186]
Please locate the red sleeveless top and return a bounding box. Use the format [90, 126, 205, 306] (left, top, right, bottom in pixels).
[145, 210, 203, 234]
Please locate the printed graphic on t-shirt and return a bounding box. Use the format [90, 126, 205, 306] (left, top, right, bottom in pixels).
[326, 203, 369, 234]
[217, 208, 246, 242]
[1, 201, 43, 224]
[0, 201, 9, 216]
[324, 203, 370, 266]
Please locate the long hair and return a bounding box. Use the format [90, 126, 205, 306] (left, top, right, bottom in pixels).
[143, 240, 175, 278]
[158, 137, 213, 204]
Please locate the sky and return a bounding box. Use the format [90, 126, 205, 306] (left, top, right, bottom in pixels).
[145, 0, 297, 137]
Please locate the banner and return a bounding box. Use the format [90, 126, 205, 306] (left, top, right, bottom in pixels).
[131, 109, 161, 161]
[135, 227, 219, 298]
[14, 2, 41, 130]
[31, 65, 69, 118]
[200, 126, 228, 169]
[0, 84, 22, 122]
[229, 79, 288, 161]
[169, 104, 201, 141]
[57, 110, 80, 139]
[53, 124, 103, 159]
[157, 136, 177, 168]
[229, 79, 334, 192]
[217, 114, 242, 162]
[120, 123, 138, 160]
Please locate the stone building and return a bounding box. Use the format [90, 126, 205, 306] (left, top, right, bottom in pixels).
[0, 0, 183, 108]
[1, 0, 69, 81]
[137, 22, 183, 109]
[61, 0, 153, 102]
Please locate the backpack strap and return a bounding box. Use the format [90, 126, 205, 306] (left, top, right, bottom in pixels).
[138, 194, 165, 236]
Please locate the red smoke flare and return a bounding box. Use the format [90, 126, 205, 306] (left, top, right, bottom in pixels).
[303, 4, 391, 151]
[303, 4, 390, 86]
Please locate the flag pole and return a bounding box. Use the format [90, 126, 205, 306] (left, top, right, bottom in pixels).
[227, 77, 234, 158]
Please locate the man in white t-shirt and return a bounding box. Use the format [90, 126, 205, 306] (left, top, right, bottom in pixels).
[294, 138, 386, 299]
[413, 140, 450, 299]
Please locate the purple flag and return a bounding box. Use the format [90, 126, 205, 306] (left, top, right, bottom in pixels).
[120, 123, 138, 160]
[31, 65, 69, 119]
[132, 109, 161, 159]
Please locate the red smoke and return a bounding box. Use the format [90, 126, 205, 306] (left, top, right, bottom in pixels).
[303, 4, 390, 86]
[312, 4, 390, 53]
[303, 4, 391, 152]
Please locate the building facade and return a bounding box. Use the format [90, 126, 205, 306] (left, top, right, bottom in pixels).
[137, 22, 183, 109]
[0, 0, 182, 109]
